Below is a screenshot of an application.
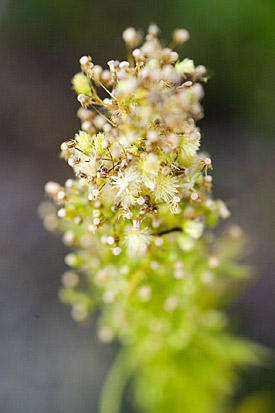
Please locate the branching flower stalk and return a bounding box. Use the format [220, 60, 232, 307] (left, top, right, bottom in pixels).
[41, 25, 261, 413]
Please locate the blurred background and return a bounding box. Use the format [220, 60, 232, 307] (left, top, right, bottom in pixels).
[0, 0, 274, 411]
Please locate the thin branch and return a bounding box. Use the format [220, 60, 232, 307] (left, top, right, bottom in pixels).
[99, 82, 117, 101]
[90, 104, 117, 127]
[154, 227, 182, 236]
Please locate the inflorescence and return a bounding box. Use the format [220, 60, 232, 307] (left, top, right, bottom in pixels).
[41, 23, 238, 328]
[40, 25, 256, 413]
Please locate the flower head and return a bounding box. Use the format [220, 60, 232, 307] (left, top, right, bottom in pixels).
[110, 167, 141, 207]
[124, 225, 152, 255]
[154, 174, 179, 203]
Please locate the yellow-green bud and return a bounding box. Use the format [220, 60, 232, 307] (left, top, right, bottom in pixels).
[175, 59, 195, 76]
[72, 72, 92, 96]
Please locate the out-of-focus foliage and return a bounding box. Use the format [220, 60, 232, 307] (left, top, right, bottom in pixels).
[40, 25, 266, 413]
[234, 392, 274, 413]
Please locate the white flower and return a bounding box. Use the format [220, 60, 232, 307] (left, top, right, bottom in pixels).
[124, 226, 152, 255]
[117, 78, 138, 96]
[45, 181, 61, 196]
[183, 220, 204, 239]
[180, 134, 200, 157]
[140, 153, 160, 176]
[181, 172, 200, 192]
[113, 247, 122, 256]
[120, 209, 133, 220]
[154, 174, 179, 202]
[122, 27, 138, 46]
[169, 196, 181, 214]
[175, 58, 195, 76]
[173, 29, 190, 45]
[143, 175, 156, 191]
[110, 167, 141, 207]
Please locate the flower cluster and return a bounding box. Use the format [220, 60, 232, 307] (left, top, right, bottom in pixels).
[41, 25, 259, 413]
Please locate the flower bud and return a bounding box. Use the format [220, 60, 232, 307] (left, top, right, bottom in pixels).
[113, 247, 122, 256]
[77, 94, 91, 108]
[122, 27, 138, 46]
[173, 29, 190, 44]
[72, 73, 91, 96]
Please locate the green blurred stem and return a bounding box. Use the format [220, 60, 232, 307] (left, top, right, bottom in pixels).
[100, 348, 135, 413]
[156, 227, 182, 236]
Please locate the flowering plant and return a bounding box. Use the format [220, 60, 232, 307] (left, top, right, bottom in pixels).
[41, 25, 261, 413]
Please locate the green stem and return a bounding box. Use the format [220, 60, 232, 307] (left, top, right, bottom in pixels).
[99, 348, 135, 413]
[155, 227, 182, 236]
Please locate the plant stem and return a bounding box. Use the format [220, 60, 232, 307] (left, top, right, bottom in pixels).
[155, 227, 182, 236]
[99, 349, 134, 413]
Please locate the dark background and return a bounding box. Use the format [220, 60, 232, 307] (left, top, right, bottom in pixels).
[0, 0, 274, 411]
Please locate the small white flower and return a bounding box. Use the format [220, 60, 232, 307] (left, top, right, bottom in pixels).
[45, 181, 61, 196]
[117, 78, 138, 96]
[92, 189, 100, 197]
[57, 208, 66, 218]
[143, 175, 156, 191]
[107, 236, 115, 245]
[122, 27, 138, 45]
[79, 55, 90, 66]
[137, 196, 145, 205]
[180, 134, 200, 157]
[184, 220, 204, 239]
[124, 226, 152, 255]
[181, 172, 200, 192]
[169, 196, 181, 214]
[111, 167, 141, 207]
[155, 174, 179, 203]
[190, 192, 199, 201]
[113, 247, 122, 256]
[55, 189, 65, 201]
[175, 58, 195, 76]
[101, 139, 109, 149]
[173, 29, 190, 44]
[140, 153, 160, 176]
[65, 179, 74, 188]
[132, 49, 144, 62]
